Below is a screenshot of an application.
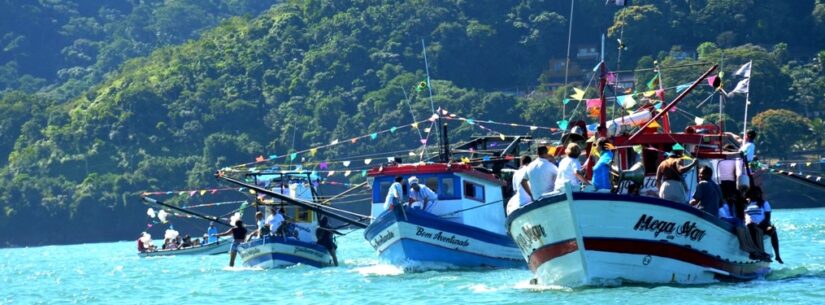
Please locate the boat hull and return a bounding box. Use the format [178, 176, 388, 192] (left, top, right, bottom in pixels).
[364, 207, 524, 269]
[238, 236, 333, 269]
[138, 238, 231, 257]
[506, 191, 771, 287]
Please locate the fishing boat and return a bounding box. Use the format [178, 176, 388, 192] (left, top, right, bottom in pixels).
[363, 134, 536, 269]
[138, 238, 232, 258]
[216, 170, 370, 269]
[506, 63, 774, 287]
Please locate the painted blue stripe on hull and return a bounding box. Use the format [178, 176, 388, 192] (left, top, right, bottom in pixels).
[365, 207, 517, 248]
[243, 252, 328, 268]
[241, 235, 329, 253]
[379, 237, 524, 269]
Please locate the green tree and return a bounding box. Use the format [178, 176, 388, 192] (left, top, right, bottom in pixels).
[751, 109, 811, 157]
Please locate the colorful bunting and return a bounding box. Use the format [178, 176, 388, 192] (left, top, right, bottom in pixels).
[370, 133, 378, 140]
[563, 98, 571, 105]
[676, 83, 690, 93]
[586, 98, 600, 108]
[256, 155, 265, 162]
[310, 148, 318, 157]
[646, 72, 660, 90]
[617, 95, 636, 109]
[499, 133, 506, 140]
[327, 171, 335, 177]
[290, 153, 298, 161]
[364, 159, 372, 165]
[344, 170, 351, 177]
[390, 127, 397, 133]
[570, 88, 586, 101]
[342, 161, 351, 167]
[420, 139, 428, 145]
[361, 169, 367, 177]
[319, 161, 328, 170]
[557, 119, 569, 130]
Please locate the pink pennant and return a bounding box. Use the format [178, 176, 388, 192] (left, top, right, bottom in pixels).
[586, 98, 600, 108]
[189, 191, 196, 197]
[606, 72, 617, 85]
[655, 89, 665, 101]
[319, 161, 328, 170]
[210, 189, 218, 194]
[706, 75, 717, 88]
[147, 223, 153, 228]
[420, 139, 428, 145]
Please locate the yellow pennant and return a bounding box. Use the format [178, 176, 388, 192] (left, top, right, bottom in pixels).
[411, 122, 419, 129]
[570, 88, 586, 101]
[310, 148, 318, 157]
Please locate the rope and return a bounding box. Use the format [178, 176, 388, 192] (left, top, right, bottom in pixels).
[436, 199, 505, 218]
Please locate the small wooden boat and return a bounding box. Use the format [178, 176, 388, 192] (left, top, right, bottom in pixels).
[138, 237, 232, 258]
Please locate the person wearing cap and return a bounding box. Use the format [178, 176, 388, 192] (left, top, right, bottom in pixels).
[555, 143, 589, 192]
[591, 138, 615, 191]
[384, 176, 404, 210]
[407, 176, 438, 210]
[656, 143, 697, 203]
[524, 146, 558, 200]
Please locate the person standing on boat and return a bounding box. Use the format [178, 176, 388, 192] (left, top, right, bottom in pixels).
[655, 144, 696, 203]
[745, 186, 783, 264]
[408, 176, 438, 210]
[524, 146, 558, 200]
[316, 216, 342, 266]
[506, 155, 533, 215]
[246, 211, 267, 241]
[555, 143, 589, 192]
[207, 222, 218, 244]
[266, 207, 286, 236]
[690, 166, 722, 217]
[384, 176, 404, 210]
[591, 138, 614, 192]
[218, 219, 248, 267]
[717, 145, 745, 199]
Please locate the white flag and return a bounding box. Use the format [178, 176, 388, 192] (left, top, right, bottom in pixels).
[735, 61, 752, 78]
[731, 78, 749, 95]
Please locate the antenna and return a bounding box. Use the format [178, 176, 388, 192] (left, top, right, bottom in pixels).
[421, 39, 448, 162]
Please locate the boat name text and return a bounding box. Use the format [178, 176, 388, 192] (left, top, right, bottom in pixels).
[633, 214, 706, 241]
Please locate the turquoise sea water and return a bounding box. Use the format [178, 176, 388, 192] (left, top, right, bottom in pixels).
[2, 208, 824, 305]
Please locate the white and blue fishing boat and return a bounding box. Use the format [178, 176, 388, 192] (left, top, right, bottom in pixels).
[217, 170, 369, 269]
[138, 237, 232, 258]
[363, 135, 534, 269]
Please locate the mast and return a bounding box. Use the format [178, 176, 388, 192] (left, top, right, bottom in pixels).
[597, 60, 608, 138]
[562, 0, 575, 119]
[141, 196, 233, 227]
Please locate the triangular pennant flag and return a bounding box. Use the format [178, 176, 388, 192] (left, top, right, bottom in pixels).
[364, 159, 372, 165]
[361, 169, 367, 177]
[806, 162, 812, 167]
[211, 189, 218, 194]
[327, 171, 335, 177]
[424, 127, 431, 133]
[676, 83, 690, 93]
[420, 139, 428, 145]
[647, 72, 660, 90]
[256, 155, 265, 162]
[310, 148, 318, 157]
[586, 98, 600, 108]
[461, 157, 471, 164]
[643, 90, 656, 98]
[482, 156, 491, 161]
[563, 98, 571, 105]
[179, 191, 186, 196]
[735, 61, 752, 78]
[655, 89, 665, 101]
[342, 161, 351, 167]
[189, 191, 196, 197]
[694, 117, 705, 125]
[390, 127, 397, 133]
[290, 152, 298, 161]
[351, 138, 358, 144]
[199, 190, 207, 196]
[411, 122, 419, 129]
[249, 189, 256, 194]
[408, 151, 416, 156]
[331, 139, 339, 145]
[344, 170, 351, 177]
[648, 120, 661, 129]
[620, 95, 637, 109]
[319, 161, 328, 170]
[557, 120, 570, 131]
[633, 145, 643, 153]
[570, 88, 586, 100]
[370, 133, 378, 140]
[269, 154, 277, 160]
[529, 126, 538, 131]
[429, 113, 439, 121]
[466, 119, 475, 125]
[499, 133, 506, 140]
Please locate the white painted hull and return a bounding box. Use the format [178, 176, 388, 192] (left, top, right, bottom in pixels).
[238, 236, 333, 269]
[138, 238, 231, 257]
[507, 190, 772, 287]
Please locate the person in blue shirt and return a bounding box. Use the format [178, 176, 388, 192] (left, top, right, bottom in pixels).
[207, 222, 218, 244]
[591, 138, 614, 191]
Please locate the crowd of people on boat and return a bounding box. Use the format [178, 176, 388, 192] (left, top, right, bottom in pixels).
[503, 129, 782, 263]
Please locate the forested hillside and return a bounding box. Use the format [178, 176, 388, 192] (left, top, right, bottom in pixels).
[1, 0, 823, 246]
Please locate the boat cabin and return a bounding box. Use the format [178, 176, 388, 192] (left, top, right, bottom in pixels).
[367, 163, 509, 234]
[247, 171, 320, 242]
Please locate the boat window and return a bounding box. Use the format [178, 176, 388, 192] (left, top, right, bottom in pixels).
[464, 181, 485, 202]
[642, 148, 659, 175]
[374, 180, 394, 203]
[439, 176, 461, 200]
[425, 177, 439, 192]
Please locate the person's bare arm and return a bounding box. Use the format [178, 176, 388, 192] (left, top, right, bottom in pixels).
[520, 179, 533, 200]
[217, 228, 233, 237]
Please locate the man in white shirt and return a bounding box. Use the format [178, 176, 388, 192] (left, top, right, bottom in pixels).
[525, 146, 558, 200]
[408, 176, 438, 210]
[384, 176, 404, 210]
[266, 207, 286, 236]
[739, 130, 757, 162]
[506, 155, 533, 215]
[554, 143, 589, 192]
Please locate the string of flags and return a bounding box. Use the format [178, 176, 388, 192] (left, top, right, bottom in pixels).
[142, 187, 238, 197]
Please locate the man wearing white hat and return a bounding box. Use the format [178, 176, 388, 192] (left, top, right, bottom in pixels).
[408, 176, 438, 211]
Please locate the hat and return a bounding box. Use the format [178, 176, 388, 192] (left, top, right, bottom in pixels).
[408, 176, 419, 185]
